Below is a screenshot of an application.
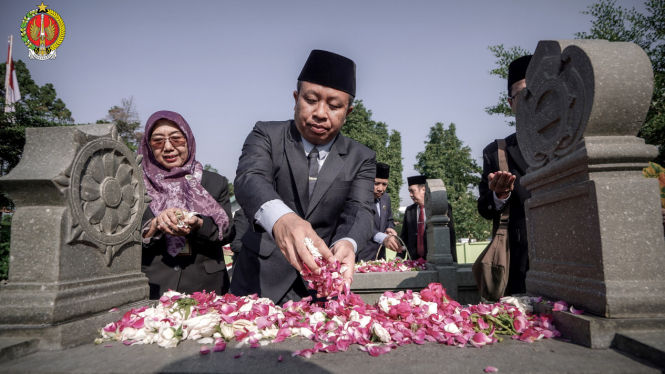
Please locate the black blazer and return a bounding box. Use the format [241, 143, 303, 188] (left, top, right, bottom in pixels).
[477, 133, 531, 294]
[229, 208, 249, 264]
[399, 202, 456, 262]
[230, 121, 376, 303]
[357, 192, 395, 262]
[141, 170, 234, 299]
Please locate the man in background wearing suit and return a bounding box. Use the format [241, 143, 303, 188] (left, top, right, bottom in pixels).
[356, 163, 402, 262]
[230, 50, 376, 304]
[399, 175, 456, 261]
[477, 55, 533, 295]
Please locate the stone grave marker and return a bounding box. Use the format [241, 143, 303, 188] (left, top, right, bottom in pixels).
[516, 39, 665, 347]
[0, 124, 150, 351]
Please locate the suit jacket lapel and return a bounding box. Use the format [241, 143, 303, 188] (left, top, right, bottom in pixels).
[284, 123, 310, 215]
[305, 136, 348, 218]
[409, 204, 417, 234]
[374, 201, 382, 230]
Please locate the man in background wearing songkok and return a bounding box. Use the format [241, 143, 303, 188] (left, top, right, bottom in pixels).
[356, 163, 401, 262]
[231, 50, 376, 304]
[477, 55, 532, 295]
[399, 175, 456, 261]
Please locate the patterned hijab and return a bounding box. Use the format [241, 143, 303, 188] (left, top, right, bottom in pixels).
[138, 110, 229, 257]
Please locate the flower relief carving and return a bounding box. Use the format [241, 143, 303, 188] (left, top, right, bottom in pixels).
[62, 128, 147, 266]
[80, 149, 137, 234]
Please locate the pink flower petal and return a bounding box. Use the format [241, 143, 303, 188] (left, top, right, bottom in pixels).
[104, 344, 113, 348]
[553, 301, 568, 312]
[108, 308, 118, 312]
[569, 306, 584, 315]
[484, 366, 499, 373]
[278, 355, 283, 362]
[199, 345, 210, 355]
[234, 353, 243, 359]
[212, 341, 226, 352]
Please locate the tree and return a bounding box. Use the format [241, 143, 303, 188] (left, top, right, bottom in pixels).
[484, 45, 531, 126]
[341, 100, 403, 214]
[97, 97, 142, 151]
[485, 0, 664, 164]
[415, 123, 491, 240]
[203, 164, 218, 173]
[0, 60, 74, 209]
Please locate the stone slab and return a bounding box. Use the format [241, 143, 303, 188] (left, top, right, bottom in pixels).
[0, 335, 659, 373]
[0, 338, 39, 364]
[351, 270, 439, 304]
[533, 302, 665, 349]
[613, 331, 665, 369]
[0, 300, 153, 351]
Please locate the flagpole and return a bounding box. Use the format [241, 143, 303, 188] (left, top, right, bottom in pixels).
[5, 36, 11, 106]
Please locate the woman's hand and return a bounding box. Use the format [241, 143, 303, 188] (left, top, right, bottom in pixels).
[155, 208, 191, 237]
[183, 215, 203, 232]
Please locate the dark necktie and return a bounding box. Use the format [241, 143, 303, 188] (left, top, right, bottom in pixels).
[374, 199, 381, 227]
[308, 147, 319, 197]
[417, 204, 425, 257]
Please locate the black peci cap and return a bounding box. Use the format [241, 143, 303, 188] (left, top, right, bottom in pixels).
[507, 55, 532, 94]
[407, 175, 427, 186]
[376, 163, 390, 179]
[298, 50, 356, 97]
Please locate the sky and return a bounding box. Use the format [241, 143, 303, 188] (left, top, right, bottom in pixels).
[0, 0, 645, 206]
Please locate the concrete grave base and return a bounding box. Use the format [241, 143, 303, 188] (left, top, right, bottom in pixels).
[533, 302, 665, 349]
[350, 264, 480, 305]
[0, 300, 154, 351]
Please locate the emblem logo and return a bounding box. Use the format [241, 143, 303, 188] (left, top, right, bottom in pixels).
[20, 2, 65, 60]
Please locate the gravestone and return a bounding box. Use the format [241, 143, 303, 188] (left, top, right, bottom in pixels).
[351, 179, 479, 304]
[516, 39, 665, 320]
[0, 124, 150, 350]
[423, 179, 460, 301]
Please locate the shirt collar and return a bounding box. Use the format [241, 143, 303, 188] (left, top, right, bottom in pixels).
[302, 136, 335, 160]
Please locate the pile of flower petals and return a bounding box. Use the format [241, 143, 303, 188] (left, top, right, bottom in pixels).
[97, 282, 560, 357]
[355, 258, 427, 273]
[300, 237, 346, 297]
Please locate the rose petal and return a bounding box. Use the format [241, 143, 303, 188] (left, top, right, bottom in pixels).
[199, 346, 210, 355]
[278, 355, 283, 362]
[234, 353, 243, 359]
[570, 306, 584, 315]
[484, 366, 499, 373]
[553, 301, 568, 312]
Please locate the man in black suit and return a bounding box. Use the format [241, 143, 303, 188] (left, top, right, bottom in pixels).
[356, 163, 401, 262]
[399, 175, 456, 261]
[230, 50, 376, 304]
[477, 55, 532, 295]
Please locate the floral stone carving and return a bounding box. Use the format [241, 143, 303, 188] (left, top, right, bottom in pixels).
[59, 131, 148, 266]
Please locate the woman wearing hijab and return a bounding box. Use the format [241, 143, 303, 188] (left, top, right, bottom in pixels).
[139, 110, 233, 299]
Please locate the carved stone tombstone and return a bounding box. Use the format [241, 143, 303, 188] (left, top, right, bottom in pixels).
[0, 124, 150, 348]
[424, 179, 459, 300]
[516, 40, 665, 318]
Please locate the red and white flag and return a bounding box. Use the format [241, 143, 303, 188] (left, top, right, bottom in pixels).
[5, 35, 21, 113]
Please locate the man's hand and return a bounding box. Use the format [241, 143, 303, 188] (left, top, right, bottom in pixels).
[385, 228, 398, 236]
[272, 213, 334, 274]
[488, 171, 516, 200]
[331, 239, 355, 290]
[382, 235, 402, 253]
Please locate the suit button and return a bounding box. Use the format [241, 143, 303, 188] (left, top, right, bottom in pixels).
[488, 205, 492, 209]
[174, 265, 181, 272]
